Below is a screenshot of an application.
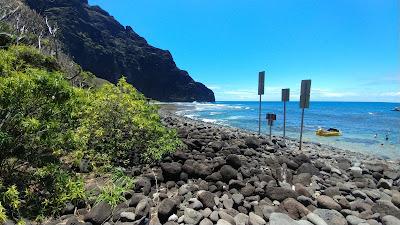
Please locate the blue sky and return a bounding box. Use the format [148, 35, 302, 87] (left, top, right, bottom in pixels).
[89, 0, 399, 102]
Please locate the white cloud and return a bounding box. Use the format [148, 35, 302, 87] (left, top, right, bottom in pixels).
[380, 92, 400, 97]
[312, 88, 358, 98]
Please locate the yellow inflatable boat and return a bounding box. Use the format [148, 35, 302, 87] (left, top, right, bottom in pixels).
[316, 128, 341, 137]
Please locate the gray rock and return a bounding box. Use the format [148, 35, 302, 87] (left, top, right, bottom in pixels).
[135, 199, 150, 219]
[317, 195, 342, 211]
[392, 191, 400, 208]
[377, 179, 393, 189]
[314, 209, 347, 225]
[232, 193, 244, 205]
[382, 215, 400, 225]
[220, 165, 238, 182]
[234, 213, 249, 225]
[218, 211, 235, 225]
[84, 201, 112, 225]
[202, 208, 212, 218]
[241, 184, 255, 197]
[248, 212, 266, 225]
[210, 211, 219, 222]
[223, 198, 234, 209]
[168, 214, 178, 221]
[307, 212, 328, 225]
[198, 191, 216, 208]
[120, 212, 136, 222]
[346, 215, 366, 225]
[371, 200, 400, 219]
[298, 220, 314, 225]
[269, 213, 300, 225]
[349, 167, 362, 178]
[158, 198, 176, 223]
[297, 163, 319, 175]
[226, 154, 242, 169]
[265, 187, 299, 201]
[135, 177, 151, 195]
[184, 208, 204, 225]
[189, 198, 204, 210]
[261, 205, 277, 221]
[217, 219, 232, 225]
[199, 218, 213, 225]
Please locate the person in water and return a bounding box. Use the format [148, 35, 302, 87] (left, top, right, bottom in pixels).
[385, 134, 389, 141]
[374, 133, 377, 138]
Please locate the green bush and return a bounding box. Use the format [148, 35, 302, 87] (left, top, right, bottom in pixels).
[72, 77, 181, 167]
[94, 168, 134, 207]
[0, 45, 181, 220]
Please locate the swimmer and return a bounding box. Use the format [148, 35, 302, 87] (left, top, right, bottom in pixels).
[385, 134, 389, 141]
[374, 134, 377, 138]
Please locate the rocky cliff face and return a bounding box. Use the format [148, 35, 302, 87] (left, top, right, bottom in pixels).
[24, 0, 215, 102]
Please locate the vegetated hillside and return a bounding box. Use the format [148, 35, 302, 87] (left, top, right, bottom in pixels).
[24, 0, 215, 102]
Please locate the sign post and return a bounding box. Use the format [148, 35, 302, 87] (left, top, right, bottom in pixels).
[299, 80, 311, 150]
[258, 71, 265, 135]
[266, 113, 276, 139]
[281, 88, 290, 139]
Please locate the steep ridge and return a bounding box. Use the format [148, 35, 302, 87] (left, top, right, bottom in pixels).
[24, 0, 215, 102]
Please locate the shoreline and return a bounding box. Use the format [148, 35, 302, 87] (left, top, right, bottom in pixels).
[158, 105, 400, 166]
[39, 105, 400, 225]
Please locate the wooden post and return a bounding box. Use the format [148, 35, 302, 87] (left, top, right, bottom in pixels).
[281, 88, 290, 139]
[283, 101, 286, 138]
[299, 107, 305, 150]
[299, 80, 311, 150]
[258, 94, 262, 135]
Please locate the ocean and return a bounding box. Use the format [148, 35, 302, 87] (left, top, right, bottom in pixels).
[171, 101, 400, 159]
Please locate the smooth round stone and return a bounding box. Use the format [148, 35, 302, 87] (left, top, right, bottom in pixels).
[346, 215, 366, 225]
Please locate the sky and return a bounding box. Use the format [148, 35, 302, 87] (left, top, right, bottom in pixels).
[89, 0, 399, 102]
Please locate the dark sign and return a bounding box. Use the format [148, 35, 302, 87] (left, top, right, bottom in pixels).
[300, 80, 311, 108]
[266, 113, 276, 121]
[258, 71, 265, 95]
[282, 88, 290, 102]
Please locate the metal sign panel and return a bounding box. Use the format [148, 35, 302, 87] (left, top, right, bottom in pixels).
[266, 113, 276, 121]
[258, 71, 265, 95]
[300, 80, 311, 108]
[282, 88, 290, 102]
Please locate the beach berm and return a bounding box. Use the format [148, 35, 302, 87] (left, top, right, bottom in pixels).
[30, 110, 400, 225]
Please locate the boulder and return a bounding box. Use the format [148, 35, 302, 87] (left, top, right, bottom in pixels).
[297, 163, 319, 176]
[248, 212, 266, 225]
[317, 195, 342, 211]
[265, 187, 299, 202]
[226, 154, 242, 169]
[198, 191, 216, 208]
[269, 213, 300, 225]
[84, 201, 112, 225]
[281, 198, 310, 219]
[245, 136, 261, 149]
[313, 209, 347, 225]
[220, 165, 238, 182]
[371, 200, 400, 219]
[184, 208, 203, 225]
[158, 198, 176, 223]
[161, 162, 182, 179]
[382, 215, 400, 225]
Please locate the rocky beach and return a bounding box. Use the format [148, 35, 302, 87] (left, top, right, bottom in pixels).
[40, 110, 400, 225]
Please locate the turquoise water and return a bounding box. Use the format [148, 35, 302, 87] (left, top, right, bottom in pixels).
[173, 101, 400, 159]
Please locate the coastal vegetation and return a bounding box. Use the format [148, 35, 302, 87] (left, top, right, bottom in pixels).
[0, 44, 181, 221]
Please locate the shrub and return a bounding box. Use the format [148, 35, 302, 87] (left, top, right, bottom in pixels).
[94, 168, 134, 207]
[0, 45, 181, 219]
[72, 77, 181, 167]
[0, 202, 7, 223]
[0, 46, 59, 75]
